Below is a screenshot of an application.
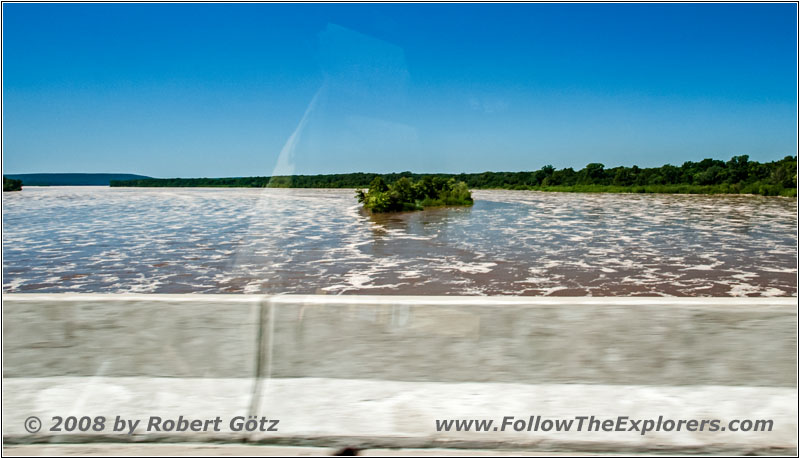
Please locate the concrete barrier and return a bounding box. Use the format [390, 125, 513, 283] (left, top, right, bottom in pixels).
[2, 294, 797, 454]
[3, 294, 261, 378]
[265, 295, 797, 386]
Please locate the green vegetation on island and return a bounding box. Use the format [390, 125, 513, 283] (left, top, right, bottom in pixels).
[3, 176, 22, 192]
[109, 155, 797, 197]
[356, 176, 473, 212]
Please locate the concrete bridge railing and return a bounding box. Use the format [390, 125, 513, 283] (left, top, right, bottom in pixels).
[3, 294, 797, 454]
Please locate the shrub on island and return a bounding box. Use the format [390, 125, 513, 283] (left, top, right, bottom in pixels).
[356, 176, 473, 213]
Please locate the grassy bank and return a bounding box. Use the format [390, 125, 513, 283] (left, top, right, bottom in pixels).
[511, 183, 797, 197]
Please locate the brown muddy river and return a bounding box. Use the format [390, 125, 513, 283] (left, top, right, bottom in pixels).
[3, 187, 796, 296]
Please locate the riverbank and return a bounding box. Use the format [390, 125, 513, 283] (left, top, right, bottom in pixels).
[108, 155, 798, 197]
[499, 184, 797, 197]
[108, 181, 798, 197]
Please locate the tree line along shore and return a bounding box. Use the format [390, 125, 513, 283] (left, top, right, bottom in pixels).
[107, 155, 796, 197]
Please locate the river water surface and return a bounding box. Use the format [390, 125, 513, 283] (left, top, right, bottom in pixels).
[3, 187, 796, 296]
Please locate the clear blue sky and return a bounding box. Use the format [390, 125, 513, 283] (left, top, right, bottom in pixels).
[3, 3, 797, 177]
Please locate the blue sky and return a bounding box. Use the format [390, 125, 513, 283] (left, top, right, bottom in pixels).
[3, 3, 797, 177]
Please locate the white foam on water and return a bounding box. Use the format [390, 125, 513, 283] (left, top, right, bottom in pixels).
[760, 287, 789, 297]
[515, 277, 552, 284]
[728, 283, 762, 297]
[3, 188, 796, 296]
[758, 266, 797, 273]
[540, 286, 569, 295]
[446, 261, 497, 274]
[682, 265, 716, 271]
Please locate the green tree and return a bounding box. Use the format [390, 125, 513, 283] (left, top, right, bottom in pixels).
[579, 163, 606, 184]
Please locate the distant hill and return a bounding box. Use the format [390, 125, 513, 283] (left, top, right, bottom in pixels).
[4, 173, 151, 186]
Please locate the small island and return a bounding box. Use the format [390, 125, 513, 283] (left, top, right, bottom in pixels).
[3, 176, 22, 192]
[356, 176, 473, 213]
